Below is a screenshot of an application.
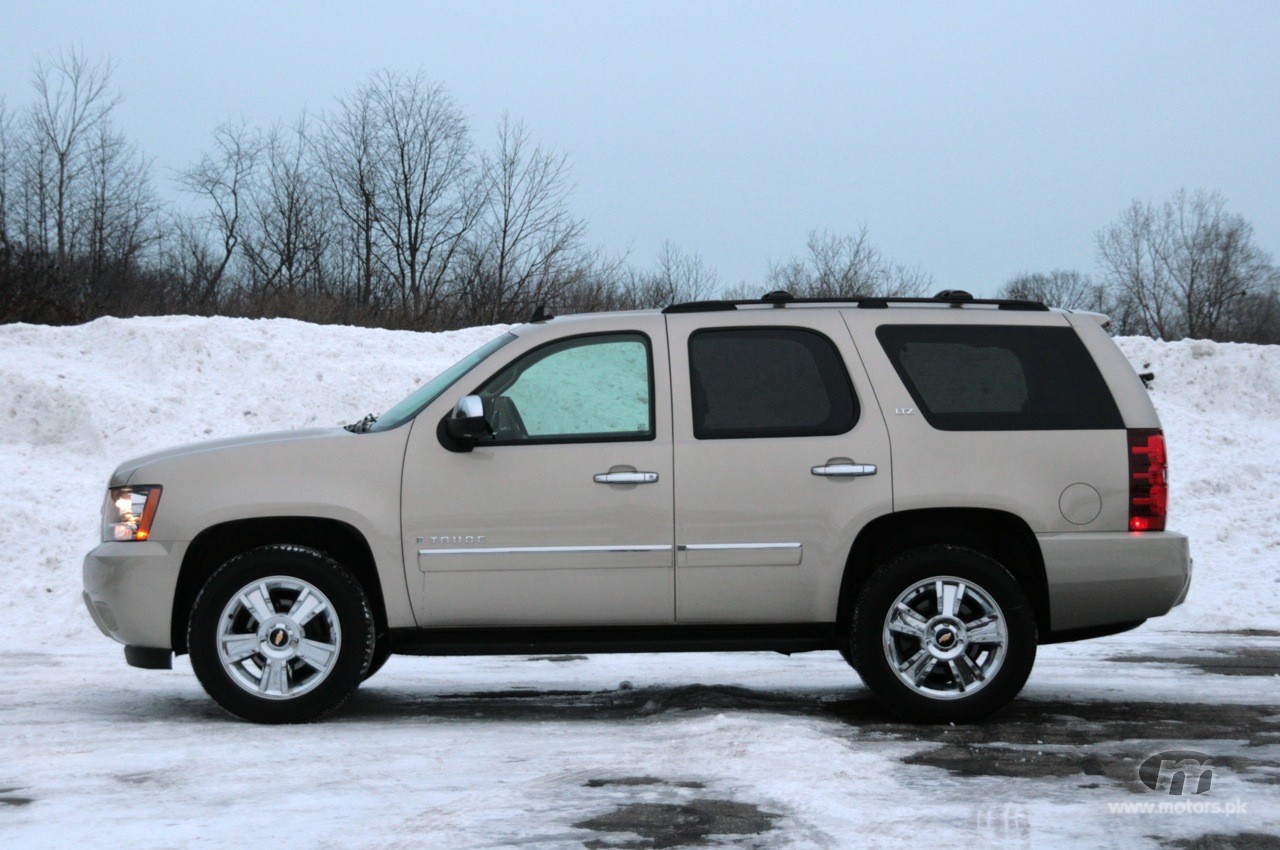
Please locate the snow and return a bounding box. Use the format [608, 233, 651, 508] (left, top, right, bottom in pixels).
[3, 637, 1278, 847]
[1112, 336, 1280, 634]
[0, 316, 1274, 639]
[0, 316, 510, 641]
[1, 316, 1278, 847]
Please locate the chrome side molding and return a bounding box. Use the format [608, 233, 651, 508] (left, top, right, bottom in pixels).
[419, 543, 671, 556]
[677, 542, 802, 552]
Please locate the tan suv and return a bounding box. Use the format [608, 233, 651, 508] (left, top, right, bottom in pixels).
[83, 291, 1191, 724]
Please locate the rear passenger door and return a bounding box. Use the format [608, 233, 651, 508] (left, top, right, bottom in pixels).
[666, 311, 893, 623]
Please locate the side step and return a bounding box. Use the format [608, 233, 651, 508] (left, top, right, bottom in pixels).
[386, 624, 841, 657]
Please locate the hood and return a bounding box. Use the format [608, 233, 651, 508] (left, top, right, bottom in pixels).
[110, 427, 345, 487]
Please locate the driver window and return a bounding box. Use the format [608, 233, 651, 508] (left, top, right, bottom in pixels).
[475, 333, 653, 443]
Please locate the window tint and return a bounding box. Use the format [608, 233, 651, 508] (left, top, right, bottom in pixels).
[689, 327, 858, 439]
[475, 333, 653, 443]
[875, 324, 1123, 431]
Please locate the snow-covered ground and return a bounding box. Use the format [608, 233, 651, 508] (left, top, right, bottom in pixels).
[1, 316, 1278, 848]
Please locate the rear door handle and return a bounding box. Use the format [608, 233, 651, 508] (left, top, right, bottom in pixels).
[594, 471, 659, 484]
[811, 463, 877, 477]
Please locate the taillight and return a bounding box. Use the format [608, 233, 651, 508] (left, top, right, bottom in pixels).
[1128, 428, 1167, 532]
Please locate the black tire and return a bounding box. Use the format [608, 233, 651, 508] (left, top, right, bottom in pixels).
[187, 544, 376, 724]
[849, 545, 1037, 723]
[362, 632, 393, 681]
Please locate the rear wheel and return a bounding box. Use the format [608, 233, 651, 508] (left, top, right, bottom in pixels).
[850, 545, 1037, 722]
[187, 545, 375, 723]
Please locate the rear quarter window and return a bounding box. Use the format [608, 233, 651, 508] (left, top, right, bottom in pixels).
[875, 324, 1123, 431]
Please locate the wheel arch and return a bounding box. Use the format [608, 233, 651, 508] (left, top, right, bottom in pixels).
[171, 516, 387, 654]
[837, 508, 1050, 637]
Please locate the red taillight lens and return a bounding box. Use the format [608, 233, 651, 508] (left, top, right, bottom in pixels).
[1128, 429, 1167, 532]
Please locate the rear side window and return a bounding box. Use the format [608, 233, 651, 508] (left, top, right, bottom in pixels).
[689, 327, 858, 439]
[875, 324, 1123, 431]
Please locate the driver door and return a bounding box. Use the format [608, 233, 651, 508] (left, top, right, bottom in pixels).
[400, 315, 675, 626]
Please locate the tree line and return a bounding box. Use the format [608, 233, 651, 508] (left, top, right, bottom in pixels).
[0, 49, 736, 329]
[1, 49, 1276, 342]
[1002, 189, 1279, 343]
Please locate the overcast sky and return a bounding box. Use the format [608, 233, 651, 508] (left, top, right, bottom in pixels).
[2, 1, 1276, 295]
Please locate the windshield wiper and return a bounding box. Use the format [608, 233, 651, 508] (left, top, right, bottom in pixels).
[345, 413, 378, 433]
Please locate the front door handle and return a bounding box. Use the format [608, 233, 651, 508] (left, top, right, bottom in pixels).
[594, 471, 659, 484]
[811, 463, 877, 477]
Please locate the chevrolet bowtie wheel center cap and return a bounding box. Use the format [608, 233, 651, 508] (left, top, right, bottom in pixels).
[922, 618, 969, 662]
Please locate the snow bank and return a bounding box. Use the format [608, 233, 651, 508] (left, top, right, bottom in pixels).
[0, 317, 1275, 642]
[1114, 336, 1280, 633]
[0, 316, 508, 641]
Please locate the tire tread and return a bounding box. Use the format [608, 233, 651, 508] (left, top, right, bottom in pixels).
[187, 544, 376, 724]
[848, 544, 1037, 723]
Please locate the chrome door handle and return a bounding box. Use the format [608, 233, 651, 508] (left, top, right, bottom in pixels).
[593, 471, 659, 484]
[811, 463, 877, 477]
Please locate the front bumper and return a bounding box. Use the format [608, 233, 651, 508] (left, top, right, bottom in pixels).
[82, 539, 187, 649]
[1039, 530, 1191, 633]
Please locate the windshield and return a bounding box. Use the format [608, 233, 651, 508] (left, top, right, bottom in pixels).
[368, 332, 517, 432]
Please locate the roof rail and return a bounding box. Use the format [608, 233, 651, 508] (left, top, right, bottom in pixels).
[662, 289, 1049, 314]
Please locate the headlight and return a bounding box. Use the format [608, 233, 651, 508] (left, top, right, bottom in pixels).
[102, 486, 162, 542]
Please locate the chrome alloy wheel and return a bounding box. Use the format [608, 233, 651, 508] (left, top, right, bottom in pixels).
[215, 576, 342, 700]
[881, 575, 1009, 700]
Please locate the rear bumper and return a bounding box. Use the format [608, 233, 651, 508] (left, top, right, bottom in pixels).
[1039, 531, 1191, 633]
[82, 540, 186, 650]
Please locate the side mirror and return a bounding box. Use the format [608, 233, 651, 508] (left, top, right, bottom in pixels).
[442, 395, 491, 448]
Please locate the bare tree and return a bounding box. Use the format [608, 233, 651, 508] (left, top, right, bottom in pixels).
[1097, 190, 1273, 339]
[368, 71, 477, 325]
[318, 83, 384, 311]
[887, 265, 934, 298]
[64, 122, 159, 315]
[28, 48, 121, 260]
[81, 122, 159, 273]
[241, 117, 330, 304]
[1096, 200, 1175, 337]
[14, 100, 54, 252]
[159, 214, 219, 313]
[177, 120, 262, 305]
[622, 241, 718, 308]
[999, 269, 1109, 310]
[1228, 282, 1280, 344]
[556, 250, 633, 313]
[0, 98, 12, 250]
[461, 114, 588, 323]
[1166, 191, 1271, 340]
[766, 228, 930, 298]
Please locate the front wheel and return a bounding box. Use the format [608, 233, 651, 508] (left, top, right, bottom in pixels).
[187, 545, 376, 723]
[849, 545, 1037, 723]
[362, 632, 392, 681]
